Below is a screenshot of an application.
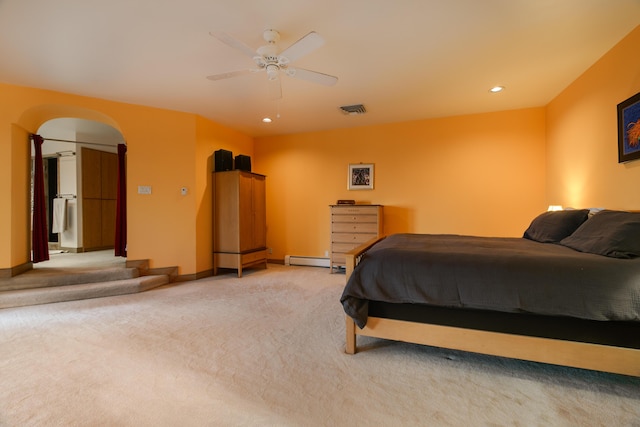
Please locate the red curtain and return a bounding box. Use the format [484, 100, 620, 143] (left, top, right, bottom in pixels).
[115, 143, 127, 257]
[31, 134, 49, 263]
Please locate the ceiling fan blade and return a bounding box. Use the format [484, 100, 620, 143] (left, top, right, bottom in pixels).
[268, 77, 282, 100]
[209, 31, 257, 58]
[206, 69, 253, 81]
[279, 31, 325, 63]
[285, 67, 338, 86]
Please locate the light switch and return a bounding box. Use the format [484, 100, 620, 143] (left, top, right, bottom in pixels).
[180, 187, 188, 196]
[138, 185, 152, 195]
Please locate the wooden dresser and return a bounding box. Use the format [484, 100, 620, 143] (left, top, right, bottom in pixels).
[213, 170, 267, 277]
[330, 205, 383, 273]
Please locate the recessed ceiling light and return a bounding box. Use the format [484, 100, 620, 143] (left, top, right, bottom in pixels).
[489, 86, 505, 93]
[262, 117, 272, 123]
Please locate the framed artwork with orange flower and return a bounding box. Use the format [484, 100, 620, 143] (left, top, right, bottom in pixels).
[618, 91, 640, 163]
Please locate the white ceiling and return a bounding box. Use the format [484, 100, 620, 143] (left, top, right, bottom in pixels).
[1, 0, 639, 138]
[38, 118, 125, 146]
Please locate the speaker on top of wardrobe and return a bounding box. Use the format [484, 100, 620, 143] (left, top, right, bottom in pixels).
[214, 149, 233, 172]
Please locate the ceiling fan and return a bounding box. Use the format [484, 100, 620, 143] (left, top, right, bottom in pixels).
[207, 29, 338, 100]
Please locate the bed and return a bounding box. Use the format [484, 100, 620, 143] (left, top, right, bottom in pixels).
[340, 209, 640, 376]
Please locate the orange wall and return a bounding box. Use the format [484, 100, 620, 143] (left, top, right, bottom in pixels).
[547, 25, 640, 209]
[3, 125, 31, 266]
[0, 83, 252, 274]
[3, 24, 637, 274]
[255, 108, 546, 260]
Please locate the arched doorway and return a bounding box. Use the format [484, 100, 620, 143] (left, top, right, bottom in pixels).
[32, 118, 126, 269]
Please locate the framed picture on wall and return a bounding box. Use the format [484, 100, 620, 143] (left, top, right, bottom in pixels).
[618, 91, 640, 163]
[348, 163, 374, 190]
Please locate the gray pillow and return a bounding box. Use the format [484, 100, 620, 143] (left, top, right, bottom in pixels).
[523, 209, 590, 243]
[559, 210, 640, 258]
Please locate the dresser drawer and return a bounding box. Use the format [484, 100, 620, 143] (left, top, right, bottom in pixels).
[331, 206, 380, 215]
[215, 248, 267, 269]
[332, 254, 346, 265]
[331, 239, 371, 253]
[332, 232, 378, 244]
[242, 249, 268, 264]
[331, 242, 361, 253]
[331, 214, 378, 223]
[332, 222, 379, 233]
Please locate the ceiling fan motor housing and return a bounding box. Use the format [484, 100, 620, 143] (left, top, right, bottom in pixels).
[263, 29, 280, 43]
[256, 33, 289, 80]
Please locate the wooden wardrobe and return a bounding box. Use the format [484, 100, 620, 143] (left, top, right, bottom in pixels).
[212, 170, 267, 277]
[81, 147, 117, 251]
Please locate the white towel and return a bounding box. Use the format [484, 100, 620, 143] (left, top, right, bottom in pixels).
[51, 198, 67, 233]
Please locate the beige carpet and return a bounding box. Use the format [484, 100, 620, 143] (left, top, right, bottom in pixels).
[0, 265, 638, 426]
[35, 249, 127, 270]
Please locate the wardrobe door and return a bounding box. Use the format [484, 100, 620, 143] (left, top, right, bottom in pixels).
[82, 148, 101, 199]
[100, 152, 117, 247]
[213, 171, 241, 253]
[101, 152, 118, 200]
[101, 199, 116, 247]
[81, 148, 117, 250]
[238, 172, 253, 252]
[81, 148, 102, 250]
[82, 198, 102, 249]
[251, 174, 266, 250]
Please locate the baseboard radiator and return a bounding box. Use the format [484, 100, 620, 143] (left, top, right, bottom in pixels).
[284, 255, 330, 268]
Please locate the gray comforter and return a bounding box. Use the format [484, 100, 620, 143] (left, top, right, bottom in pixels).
[341, 234, 640, 328]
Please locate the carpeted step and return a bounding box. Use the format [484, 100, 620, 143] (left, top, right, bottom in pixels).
[0, 267, 140, 292]
[0, 275, 169, 309]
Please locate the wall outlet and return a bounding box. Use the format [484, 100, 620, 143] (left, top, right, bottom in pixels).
[268, 248, 273, 254]
[324, 250, 329, 257]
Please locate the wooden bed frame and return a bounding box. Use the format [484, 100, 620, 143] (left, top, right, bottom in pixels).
[344, 236, 640, 377]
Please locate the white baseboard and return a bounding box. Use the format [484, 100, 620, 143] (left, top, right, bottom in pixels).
[284, 255, 330, 268]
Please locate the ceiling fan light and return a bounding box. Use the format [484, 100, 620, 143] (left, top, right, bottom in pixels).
[266, 64, 279, 80]
[489, 86, 505, 93]
[262, 117, 272, 123]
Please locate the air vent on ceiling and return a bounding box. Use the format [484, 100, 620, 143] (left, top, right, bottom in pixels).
[339, 104, 367, 115]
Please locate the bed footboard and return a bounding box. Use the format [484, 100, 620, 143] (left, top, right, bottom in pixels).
[344, 236, 386, 279]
